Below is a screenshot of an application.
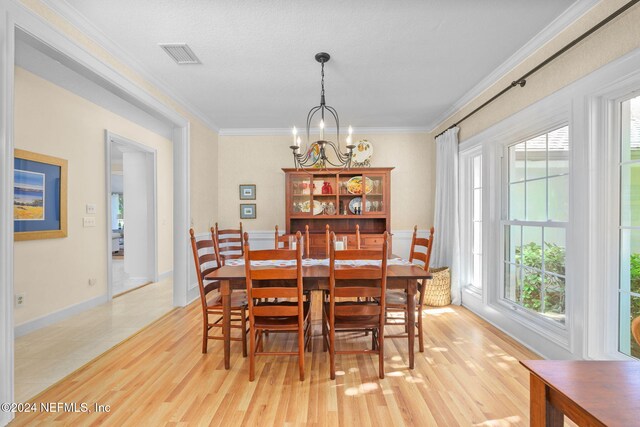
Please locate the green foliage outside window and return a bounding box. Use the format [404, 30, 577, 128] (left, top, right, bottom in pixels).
[515, 242, 565, 315]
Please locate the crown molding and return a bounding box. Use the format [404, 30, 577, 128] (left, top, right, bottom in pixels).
[426, 0, 600, 133]
[218, 126, 430, 137]
[39, 0, 219, 132]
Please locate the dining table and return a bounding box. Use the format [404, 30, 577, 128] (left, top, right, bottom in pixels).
[204, 257, 432, 370]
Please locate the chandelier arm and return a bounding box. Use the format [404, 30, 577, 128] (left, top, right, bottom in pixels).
[306, 105, 322, 142]
[326, 140, 351, 164]
[324, 105, 341, 146]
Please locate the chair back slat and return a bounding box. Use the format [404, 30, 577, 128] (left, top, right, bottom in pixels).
[253, 305, 299, 317]
[334, 268, 383, 280]
[334, 286, 381, 298]
[248, 249, 298, 261]
[408, 226, 435, 308]
[189, 228, 222, 311]
[215, 222, 244, 261]
[335, 304, 381, 317]
[251, 268, 298, 280]
[251, 287, 299, 299]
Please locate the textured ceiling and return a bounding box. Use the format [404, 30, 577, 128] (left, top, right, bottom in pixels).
[63, 0, 576, 129]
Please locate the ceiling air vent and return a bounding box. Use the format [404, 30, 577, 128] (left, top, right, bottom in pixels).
[159, 43, 201, 65]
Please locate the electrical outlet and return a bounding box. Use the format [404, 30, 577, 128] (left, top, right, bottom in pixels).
[88, 278, 97, 286]
[86, 203, 97, 214]
[15, 293, 25, 307]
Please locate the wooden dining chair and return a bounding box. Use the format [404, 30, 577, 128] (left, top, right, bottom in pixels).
[243, 232, 311, 381]
[633, 316, 640, 347]
[189, 228, 248, 355]
[215, 222, 243, 263]
[385, 226, 434, 353]
[275, 224, 308, 258]
[323, 231, 389, 379]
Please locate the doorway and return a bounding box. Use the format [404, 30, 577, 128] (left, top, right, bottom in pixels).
[107, 133, 158, 298]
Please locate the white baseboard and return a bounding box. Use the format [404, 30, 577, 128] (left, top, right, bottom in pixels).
[14, 294, 109, 337]
[158, 270, 173, 281]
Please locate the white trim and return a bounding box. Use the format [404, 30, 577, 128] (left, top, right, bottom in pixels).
[105, 131, 159, 300]
[218, 127, 429, 137]
[14, 294, 109, 338]
[0, 5, 15, 425]
[427, 0, 599, 132]
[39, 0, 219, 132]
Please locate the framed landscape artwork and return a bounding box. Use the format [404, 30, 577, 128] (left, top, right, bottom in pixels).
[239, 184, 256, 200]
[240, 203, 256, 219]
[14, 149, 68, 241]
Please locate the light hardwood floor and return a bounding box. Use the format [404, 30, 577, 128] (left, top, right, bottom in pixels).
[11, 297, 542, 426]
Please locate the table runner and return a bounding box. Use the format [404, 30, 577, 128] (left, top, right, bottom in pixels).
[224, 257, 415, 267]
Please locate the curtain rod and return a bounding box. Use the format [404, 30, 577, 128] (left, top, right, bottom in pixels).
[434, 0, 640, 140]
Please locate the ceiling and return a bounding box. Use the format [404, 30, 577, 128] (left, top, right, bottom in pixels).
[61, 0, 578, 130]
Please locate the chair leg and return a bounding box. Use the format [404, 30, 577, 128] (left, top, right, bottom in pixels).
[322, 307, 328, 352]
[298, 322, 305, 381]
[378, 327, 385, 379]
[258, 331, 264, 353]
[249, 324, 256, 382]
[329, 328, 336, 380]
[241, 308, 248, 357]
[417, 309, 424, 353]
[201, 313, 208, 354]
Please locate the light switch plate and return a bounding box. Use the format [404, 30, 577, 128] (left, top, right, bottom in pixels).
[86, 204, 97, 214]
[83, 217, 96, 227]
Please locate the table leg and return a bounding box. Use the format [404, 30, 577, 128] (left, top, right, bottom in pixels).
[529, 373, 564, 427]
[406, 279, 416, 369]
[221, 279, 231, 370]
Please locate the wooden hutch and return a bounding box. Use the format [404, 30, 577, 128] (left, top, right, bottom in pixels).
[283, 167, 393, 256]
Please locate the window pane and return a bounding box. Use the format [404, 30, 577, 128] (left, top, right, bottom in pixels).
[621, 163, 640, 227]
[473, 188, 482, 221]
[522, 267, 542, 312]
[620, 229, 640, 295]
[506, 225, 522, 264]
[509, 143, 525, 183]
[544, 228, 566, 277]
[509, 182, 525, 220]
[473, 255, 482, 288]
[526, 135, 547, 180]
[548, 126, 569, 176]
[543, 273, 565, 322]
[504, 263, 521, 302]
[548, 175, 569, 222]
[622, 96, 640, 162]
[473, 155, 482, 187]
[522, 226, 543, 270]
[620, 294, 640, 358]
[473, 222, 482, 254]
[526, 179, 546, 221]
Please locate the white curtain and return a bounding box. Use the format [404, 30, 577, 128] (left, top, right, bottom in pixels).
[432, 127, 461, 305]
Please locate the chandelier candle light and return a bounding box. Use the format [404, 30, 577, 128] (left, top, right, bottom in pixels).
[290, 52, 355, 170]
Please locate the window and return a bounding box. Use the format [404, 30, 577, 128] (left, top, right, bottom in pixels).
[460, 150, 483, 292]
[503, 126, 569, 324]
[619, 94, 640, 359]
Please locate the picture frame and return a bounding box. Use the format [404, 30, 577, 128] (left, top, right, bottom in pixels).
[240, 203, 256, 219]
[14, 149, 68, 241]
[239, 184, 256, 200]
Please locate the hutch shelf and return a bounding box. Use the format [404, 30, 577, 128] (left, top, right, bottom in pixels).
[283, 167, 393, 255]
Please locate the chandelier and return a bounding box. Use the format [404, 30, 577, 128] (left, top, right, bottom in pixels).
[290, 52, 355, 170]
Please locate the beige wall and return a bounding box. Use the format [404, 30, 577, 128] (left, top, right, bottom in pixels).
[13, 67, 173, 325]
[432, 0, 640, 142]
[218, 132, 435, 231]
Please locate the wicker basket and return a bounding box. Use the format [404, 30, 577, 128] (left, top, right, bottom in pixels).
[423, 267, 451, 307]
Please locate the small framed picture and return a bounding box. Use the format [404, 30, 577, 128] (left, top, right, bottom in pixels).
[240, 203, 256, 219]
[239, 184, 256, 200]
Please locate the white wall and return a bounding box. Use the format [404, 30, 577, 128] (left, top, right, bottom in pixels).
[13, 67, 173, 326]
